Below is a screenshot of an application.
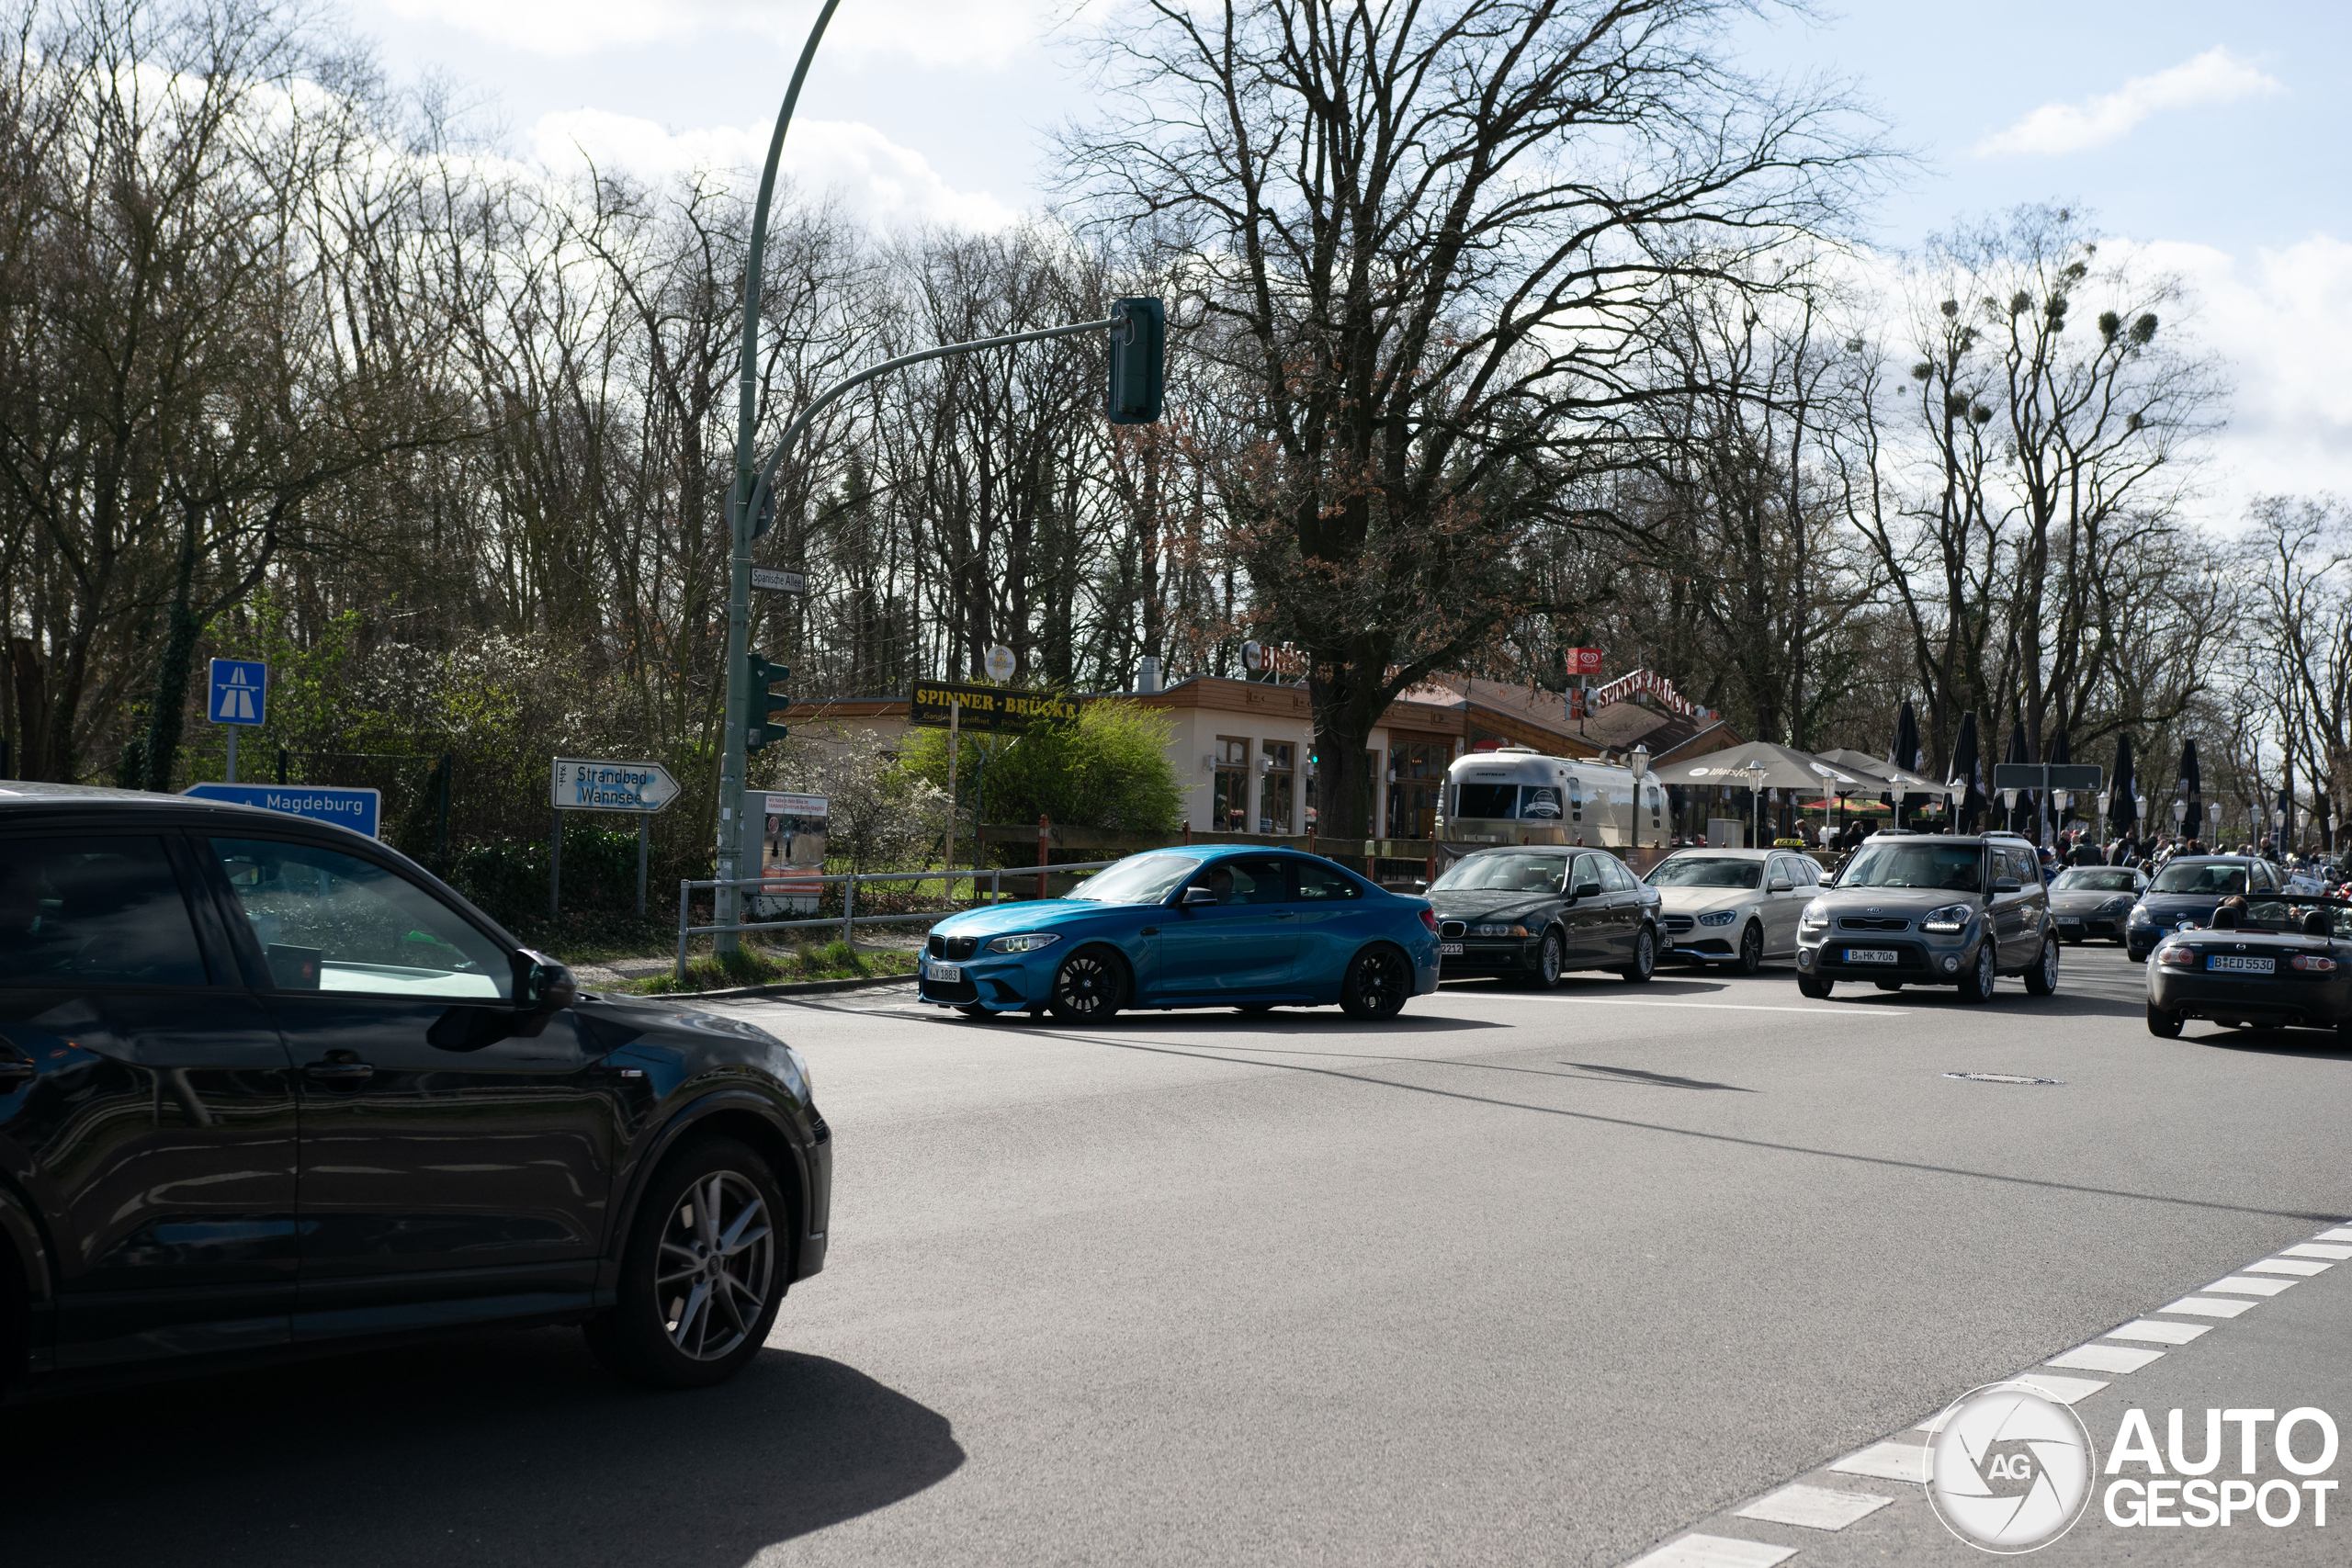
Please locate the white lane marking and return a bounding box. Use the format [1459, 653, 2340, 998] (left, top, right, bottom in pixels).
[1626, 1535, 1797, 1568]
[2047, 1342, 2166, 1374]
[2315, 1227, 2352, 1243]
[1736, 1483, 1894, 1531]
[2160, 1295, 2258, 1318]
[1917, 1371, 2108, 1427]
[2280, 1242, 2352, 1260]
[1578, 999, 1905, 1017]
[2245, 1258, 2332, 1276]
[1831, 1441, 1930, 1483]
[2105, 1319, 2211, 1345]
[2205, 1274, 2296, 1296]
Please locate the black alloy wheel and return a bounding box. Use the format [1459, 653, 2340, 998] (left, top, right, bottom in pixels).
[2024, 936, 2060, 997]
[1957, 941, 1996, 1004]
[1797, 972, 1833, 999]
[1526, 929, 1565, 989]
[585, 1136, 785, 1389]
[1049, 945, 1125, 1022]
[1735, 921, 1764, 976]
[2147, 1002, 2184, 1039]
[1619, 926, 1657, 985]
[1340, 944, 1411, 1021]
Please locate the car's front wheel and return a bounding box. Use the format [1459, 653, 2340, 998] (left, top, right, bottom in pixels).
[2147, 1003, 2184, 1039]
[1734, 921, 1763, 976]
[2024, 935, 2059, 996]
[1797, 972, 1833, 999]
[1524, 929, 1565, 990]
[1956, 941, 1996, 1003]
[585, 1136, 786, 1389]
[1048, 945, 1126, 1023]
[1340, 943, 1412, 1020]
[1618, 926, 1657, 984]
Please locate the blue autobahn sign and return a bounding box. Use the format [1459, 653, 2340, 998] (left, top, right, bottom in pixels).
[209, 659, 268, 726]
[183, 782, 381, 839]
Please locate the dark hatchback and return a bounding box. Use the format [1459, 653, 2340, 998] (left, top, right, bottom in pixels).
[2125, 857, 2289, 961]
[0, 784, 830, 1397]
[2145, 896, 2352, 1042]
[1427, 846, 1661, 987]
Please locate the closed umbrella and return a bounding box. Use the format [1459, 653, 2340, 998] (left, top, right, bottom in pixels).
[2048, 728, 2073, 837]
[2002, 721, 2032, 835]
[2109, 736, 2137, 839]
[1949, 711, 1984, 833]
[2180, 740, 2203, 840]
[1887, 701, 1921, 827]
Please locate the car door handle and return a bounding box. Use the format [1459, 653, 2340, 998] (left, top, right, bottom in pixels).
[1272, 911, 1296, 920]
[302, 1057, 375, 1085]
[0, 1059, 33, 1089]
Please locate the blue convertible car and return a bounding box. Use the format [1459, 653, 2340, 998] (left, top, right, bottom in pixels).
[916, 845, 1442, 1022]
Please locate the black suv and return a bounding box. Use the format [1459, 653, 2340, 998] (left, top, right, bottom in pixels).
[1795, 829, 2059, 1001]
[0, 784, 830, 1397]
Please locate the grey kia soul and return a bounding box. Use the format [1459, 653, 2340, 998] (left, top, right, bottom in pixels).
[1795, 831, 2059, 1002]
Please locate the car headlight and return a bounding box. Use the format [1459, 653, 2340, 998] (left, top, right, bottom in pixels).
[1921, 902, 1972, 933]
[1696, 910, 1736, 926]
[1471, 922, 1531, 937]
[2096, 896, 2132, 915]
[2128, 906, 2153, 926]
[985, 932, 1062, 953]
[1799, 899, 1827, 931]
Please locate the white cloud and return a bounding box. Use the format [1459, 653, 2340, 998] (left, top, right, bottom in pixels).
[531, 107, 1022, 231]
[2118, 234, 2352, 515]
[1973, 47, 2282, 157]
[381, 0, 1054, 72]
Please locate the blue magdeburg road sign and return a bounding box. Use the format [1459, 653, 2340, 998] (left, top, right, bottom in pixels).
[209, 659, 268, 726]
[183, 782, 380, 839]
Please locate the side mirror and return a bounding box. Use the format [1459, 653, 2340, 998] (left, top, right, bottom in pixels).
[1992, 877, 2021, 894]
[1411, 880, 1429, 895]
[514, 948, 577, 1037]
[1181, 886, 1218, 907]
[1769, 877, 1793, 893]
[1573, 882, 1603, 901]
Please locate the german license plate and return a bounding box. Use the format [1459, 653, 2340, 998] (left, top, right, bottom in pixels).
[926, 961, 961, 982]
[1439, 942, 1464, 956]
[2207, 954, 2274, 974]
[1844, 948, 1898, 964]
[2057, 916, 2080, 926]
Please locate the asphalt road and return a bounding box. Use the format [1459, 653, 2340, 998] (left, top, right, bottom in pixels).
[9, 943, 2352, 1568]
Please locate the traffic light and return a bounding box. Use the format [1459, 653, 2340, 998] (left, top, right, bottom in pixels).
[746, 652, 791, 751]
[1106, 296, 1165, 425]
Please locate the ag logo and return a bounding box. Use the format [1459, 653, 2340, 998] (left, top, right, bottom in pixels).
[1926, 1382, 2096, 1552]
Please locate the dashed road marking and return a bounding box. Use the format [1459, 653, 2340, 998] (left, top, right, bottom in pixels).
[2045, 1341, 2166, 1374]
[1735, 1484, 1894, 1531]
[1626, 1535, 1797, 1568]
[2159, 1294, 2258, 1317]
[1828, 1440, 1928, 1483]
[2280, 1241, 2352, 1259]
[2204, 1273, 2297, 1296]
[1579, 1000, 1905, 1017]
[2104, 1318, 2211, 1345]
[2246, 1257, 2332, 1276]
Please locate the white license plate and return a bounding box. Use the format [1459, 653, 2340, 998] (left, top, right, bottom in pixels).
[2057, 916, 2081, 926]
[927, 961, 962, 982]
[1844, 948, 1898, 964]
[1439, 942, 1464, 956]
[2207, 954, 2274, 974]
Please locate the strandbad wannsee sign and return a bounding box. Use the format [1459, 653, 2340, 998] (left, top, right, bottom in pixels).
[910, 680, 1083, 730]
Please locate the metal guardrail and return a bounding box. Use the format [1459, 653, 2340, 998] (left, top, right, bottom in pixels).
[674, 860, 1126, 979]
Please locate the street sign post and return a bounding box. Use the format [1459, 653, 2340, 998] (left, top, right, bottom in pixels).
[183, 781, 379, 838]
[1991, 763, 2103, 793]
[207, 659, 267, 783]
[550, 757, 680, 919]
[751, 567, 806, 595]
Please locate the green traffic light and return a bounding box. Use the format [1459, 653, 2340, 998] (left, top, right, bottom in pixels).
[746, 652, 792, 751]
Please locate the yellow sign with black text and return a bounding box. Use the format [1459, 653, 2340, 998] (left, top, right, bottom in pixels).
[910, 680, 1083, 730]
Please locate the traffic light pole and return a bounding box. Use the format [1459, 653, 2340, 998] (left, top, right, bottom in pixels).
[717, 0, 841, 956]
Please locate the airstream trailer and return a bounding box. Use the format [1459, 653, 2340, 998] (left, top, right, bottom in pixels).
[1439, 744, 1667, 848]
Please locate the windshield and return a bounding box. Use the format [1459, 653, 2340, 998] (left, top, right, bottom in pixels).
[1432, 852, 1570, 893]
[1837, 843, 1982, 892]
[1646, 857, 1761, 890]
[1067, 852, 1199, 904]
[2052, 869, 2138, 892]
[2151, 862, 2251, 896]
[1453, 783, 1561, 820]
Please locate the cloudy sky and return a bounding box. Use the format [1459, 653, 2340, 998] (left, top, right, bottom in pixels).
[363, 0, 2351, 521]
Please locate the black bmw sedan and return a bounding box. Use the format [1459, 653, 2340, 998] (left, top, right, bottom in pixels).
[1427, 845, 1661, 987]
[0, 784, 830, 1397]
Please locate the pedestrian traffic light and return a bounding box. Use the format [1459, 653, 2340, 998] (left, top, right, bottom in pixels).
[1106, 296, 1165, 425]
[746, 652, 791, 751]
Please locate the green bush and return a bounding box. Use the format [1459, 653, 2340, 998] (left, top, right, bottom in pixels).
[894, 696, 1182, 833]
